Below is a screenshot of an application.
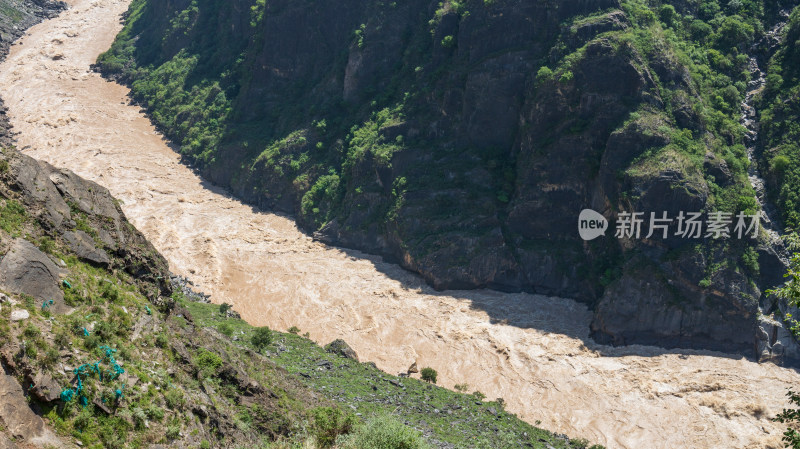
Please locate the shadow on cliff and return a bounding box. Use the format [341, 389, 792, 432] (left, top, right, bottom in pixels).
[323, 243, 800, 368]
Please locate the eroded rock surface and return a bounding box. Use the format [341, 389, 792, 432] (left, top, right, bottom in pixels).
[0, 375, 62, 447]
[0, 238, 65, 310]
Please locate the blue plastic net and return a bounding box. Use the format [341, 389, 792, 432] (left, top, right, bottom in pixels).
[60, 388, 74, 402]
[61, 347, 126, 407]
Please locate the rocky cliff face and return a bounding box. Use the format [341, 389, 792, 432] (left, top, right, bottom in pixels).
[97, 0, 800, 361]
[0, 148, 172, 298]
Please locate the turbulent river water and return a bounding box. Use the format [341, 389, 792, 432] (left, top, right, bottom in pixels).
[2, 0, 800, 447]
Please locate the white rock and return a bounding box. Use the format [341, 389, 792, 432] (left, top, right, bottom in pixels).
[10, 309, 30, 321]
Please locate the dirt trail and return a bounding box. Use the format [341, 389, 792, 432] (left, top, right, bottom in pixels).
[0, 0, 798, 447]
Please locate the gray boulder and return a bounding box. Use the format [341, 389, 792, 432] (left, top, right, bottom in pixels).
[63, 229, 110, 266]
[9, 155, 70, 228]
[27, 371, 61, 403]
[0, 375, 62, 447]
[0, 238, 66, 313]
[324, 339, 359, 361]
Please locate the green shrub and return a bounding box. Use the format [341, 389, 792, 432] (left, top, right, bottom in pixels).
[420, 367, 437, 384]
[73, 407, 94, 431]
[23, 323, 40, 339]
[690, 19, 713, 40]
[337, 415, 429, 449]
[251, 326, 273, 351]
[98, 417, 130, 449]
[41, 347, 59, 370]
[194, 348, 223, 374]
[536, 66, 553, 84]
[714, 15, 754, 49]
[741, 246, 760, 276]
[441, 35, 455, 48]
[311, 407, 355, 447]
[219, 302, 232, 315]
[355, 23, 366, 48]
[83, 334, 100, 350]
[166, 422, 181, 440]
[288, 326, 301, 334]
[659, 5, 676, 26]
[771, 155, 791, 177]
[64, 283, 86, 306]
[145, 404, 165, 421]
[24, 344, 37, 359]
[155, 332, 169, 348]
[100, 282, 121, 302]
[37, 236, 56, 254]
[218, 322, 233, 337]
[165, 388, 185, 410]
[300, 174, 340, 228]
[54, 330, 70, 348]
[93, 320, 118, 340]
[132, 407, 147, 430]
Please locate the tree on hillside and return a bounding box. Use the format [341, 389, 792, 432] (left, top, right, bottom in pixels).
[420, 367, 437, 384]
[251, 326, 273, 352]
[219, 302, 232, 316]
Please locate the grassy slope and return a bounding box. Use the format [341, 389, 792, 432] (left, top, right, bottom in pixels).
[182, 297, 600, 449]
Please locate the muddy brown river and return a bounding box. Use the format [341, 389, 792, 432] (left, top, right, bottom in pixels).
[1, 0, 799, 447]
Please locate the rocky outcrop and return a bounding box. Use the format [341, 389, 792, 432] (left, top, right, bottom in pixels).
[325, 339, 359, 362]
[63, 229, 111, 266]
[0, 238, 66, 312]
[0, 148, 172, 300]
[0, 375, 63, 447]
[590, 253, 760, 353]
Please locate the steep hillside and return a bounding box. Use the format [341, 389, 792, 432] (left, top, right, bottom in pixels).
[96, 0, 800, 358]
[0, 136, 595, 448]
[758, 8, 800, 229]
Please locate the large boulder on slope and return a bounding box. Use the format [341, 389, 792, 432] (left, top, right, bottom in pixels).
[0, 238, 66, 313]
